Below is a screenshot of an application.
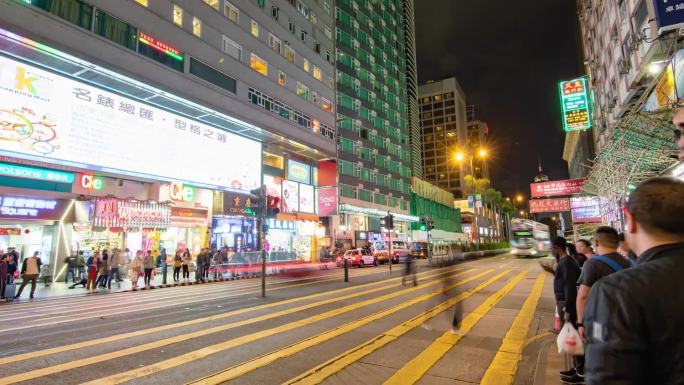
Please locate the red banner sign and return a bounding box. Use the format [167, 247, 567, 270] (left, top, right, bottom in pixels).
[317, 187, 337, 216]
[529, 198, 571, 213]
[530, 179, 585, 198]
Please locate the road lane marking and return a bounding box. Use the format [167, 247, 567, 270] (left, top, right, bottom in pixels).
[0, 270, 468, 385]
[286, 270, 526, 385]
[379, 271, 529, 385]
[80, 270, 491, 385]
[186, 270, 508, 385]
[0, 267, 454, 366]
[525, 331, 553, 348]
[479, 274, 546, 385]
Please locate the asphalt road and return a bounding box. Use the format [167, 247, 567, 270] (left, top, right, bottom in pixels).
[0, 254, 560, 385]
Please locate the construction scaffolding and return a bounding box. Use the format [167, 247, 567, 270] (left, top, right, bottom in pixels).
[583, 108, 680, 226]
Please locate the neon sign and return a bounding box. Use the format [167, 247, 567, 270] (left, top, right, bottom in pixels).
[168, 182, 194, 202]
[559, 77, 592, 132]
[0, 162, 74, 183]
[79, 174, 105, 190]
[0, 196, 57, 217]
[138, 31, 183, 61]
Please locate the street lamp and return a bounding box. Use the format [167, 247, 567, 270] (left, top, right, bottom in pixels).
[455, 148, 487, 249]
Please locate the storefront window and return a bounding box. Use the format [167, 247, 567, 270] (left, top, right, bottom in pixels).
[263, 152, 285, 169]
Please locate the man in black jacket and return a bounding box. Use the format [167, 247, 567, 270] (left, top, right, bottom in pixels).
[584, 177, 684, 384]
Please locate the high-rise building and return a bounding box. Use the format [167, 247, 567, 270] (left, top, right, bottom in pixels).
[418, 77, 468, 197]
[333, 0, 416, 247]
[0, 0, 337, 269]
[465, 120, 490, 180]
[403, 0, 421, 179]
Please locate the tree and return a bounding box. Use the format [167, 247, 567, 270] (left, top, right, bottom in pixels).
[463, 175, 491, 195]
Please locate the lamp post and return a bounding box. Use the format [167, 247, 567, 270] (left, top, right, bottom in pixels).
[455, 149, 487, 250]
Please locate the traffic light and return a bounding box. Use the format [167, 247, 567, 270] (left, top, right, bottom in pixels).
[384, 214, 394, 229]
[266, 195, 281, 218]
[419, 217, 427, 231]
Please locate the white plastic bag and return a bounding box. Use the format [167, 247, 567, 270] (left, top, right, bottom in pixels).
[557, 322, 584, 355]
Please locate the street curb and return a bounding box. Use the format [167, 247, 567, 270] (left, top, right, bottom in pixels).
[123, 272, 276, 292]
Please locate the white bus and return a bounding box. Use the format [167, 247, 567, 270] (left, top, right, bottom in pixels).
[511, 218, 551, 257]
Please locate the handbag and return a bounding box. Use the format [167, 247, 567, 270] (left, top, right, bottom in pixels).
[557, 322, 584, 355]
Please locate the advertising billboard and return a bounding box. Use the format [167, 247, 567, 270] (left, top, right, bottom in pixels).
[654, 0, 684, 34]
[287, 160, 311, 184]
[0, 55, 261, 191]
[263, 175, 283, 200]
[559, 77, 592, 132]
[531, 179, 585, 198]
[0, 195, 69, 220]
[317, 187, 337, 216]
[529, 198, 571, 214]
[282, 180, 299, 213]
[298, 183, 315, 213]
[570, 197, 602, 223]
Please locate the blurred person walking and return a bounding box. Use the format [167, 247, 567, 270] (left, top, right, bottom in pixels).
[401, 252, 416, 287]
[583, 177, 684, 384]
[107, 249, 123, 290]
[143, 250, 155, 288]
[85, 251, 100, 291]
[97, 250, 109, 288]
[15, 251, 42, 299]
[130, 250, 143, 290]
[0, 251, 8, 299]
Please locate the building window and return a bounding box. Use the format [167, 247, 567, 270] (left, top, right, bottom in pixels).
[278, 71, 286, 86]
[221, 35, 241, 61]
[434, 94, 442, 102]
[284, 46, 295, 62]
[94, 10, 137, 50]
[189, 57, 236, 93]
[303, 58, 310, 72]
[135, 0, 148, 6]
[251, 20, 259, 37]
[326, 50, 331, 62]
[271, 6, 279, 19]
[192, 17, 202, 37]
[224, 1, 239, 23]
[256, 0, 265, 8]
[297, 82, 310, 100]
[250, 53, 268, 76]
[173, 4, 183, 25]
[323, 1, 331, 15]
[268, 33, 281, 53]
[324, 26, 332, 40]
[263, 152, 284, 169]
[312, 91, 319, 104]
[203, 0, 219, 10]
[300, 30, 307, 42]
[313, 66, 322, 81]
[288, 19, 295, 34]
[322, 98, 333, 113]
[296, 1, 309, 19]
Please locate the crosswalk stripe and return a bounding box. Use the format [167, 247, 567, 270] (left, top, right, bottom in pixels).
[0, 269, 464, 384]
[285, 270, 525, 385]
[79, 270, 489, 385]
[185, 270, 506, 385]
[479, 273, 546, 385]
[379, 271, 530, 385]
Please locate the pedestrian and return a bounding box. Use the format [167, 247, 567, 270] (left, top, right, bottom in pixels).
[130, 250, 143, 290]
[64, 253, 77, 283]
[583, 177, 684, 384]
[76, 251, 86, 280]
[204, 248, 213, 281]
[6, 248, 18, 284]
[107, 249, 123, 290]
[97, 249, 109, 288]
[0, 250, 7, 299]
[401, 252, 416, 287]
[566, 243, 586, 267]
[86, 251, 100, 291]
[195, 248, 205, 283]
[564, 226, 629, 384]
[182, 248, 191, 282]
[15, 251, 42, 299]
[173, 250, 182, 282]
[551, 236, 582, 383]
[575, 239, 595, 259]
[674, 109, 684, 160]
[618, 232, 638, 264]
[143, 250, 155, 288]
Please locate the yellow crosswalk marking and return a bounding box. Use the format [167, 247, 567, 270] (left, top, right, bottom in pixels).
[480, 274, 546, 385]
[380, 271, 530, 385]
[0, 266, 452, 367]
[286, 270, 526, 385]
[187, 270, 508, 385]
[82, 270, 491, 385]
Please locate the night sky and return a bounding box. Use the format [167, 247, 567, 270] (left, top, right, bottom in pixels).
[415, 0, 582, 198]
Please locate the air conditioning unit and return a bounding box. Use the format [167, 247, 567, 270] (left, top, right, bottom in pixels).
[618, 58, 630, 74]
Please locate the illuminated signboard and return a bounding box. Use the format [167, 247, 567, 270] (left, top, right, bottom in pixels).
[138, 31, 183, 61]
[287, 160, 311, 184]
[559, 77, 592, 132]
[282, 180, 299, 213]
[531, 179, 585, 198]
[529, 198, 571, 214]
[299, 183, 314, 213]
[570, 197, 602, 223]
[654, 0, 684, 34]
[79, 174, 105, 190]
[0, 195, 62, 219]
[0, 55, 261, 191]
[0, 162, 74, 183]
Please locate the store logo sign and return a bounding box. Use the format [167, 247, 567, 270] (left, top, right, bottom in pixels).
[169, 182, 194, 202]
[0, 162, 74, 183]
[80, 174, 105, 190]
[15, 66, 37, 94]
[287, 160, 311, 184]
[0, 196, 57, 217]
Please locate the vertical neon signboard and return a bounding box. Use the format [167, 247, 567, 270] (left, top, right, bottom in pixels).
[559, 77, 592, 132]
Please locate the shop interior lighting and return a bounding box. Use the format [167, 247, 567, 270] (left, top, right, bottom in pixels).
[52, 199, 75, 283]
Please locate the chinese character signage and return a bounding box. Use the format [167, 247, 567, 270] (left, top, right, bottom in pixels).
[529, 198, 571, 214]
[559, 77, 592, 132]
[0, 162, 74, 183]
[654, 0, 684, 34]
[0, 55, 261, 191]
[221, 192, 257, 216]
[570, 197, 602, 223]
[531, 179, 585, 198]
[317, 187, 337, 216]
[92, 198, 171, 228]
[0, 195, 67, 220]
